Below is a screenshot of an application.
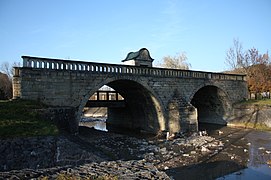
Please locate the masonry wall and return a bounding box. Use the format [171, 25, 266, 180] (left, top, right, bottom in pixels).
[13, 67, 248, 134]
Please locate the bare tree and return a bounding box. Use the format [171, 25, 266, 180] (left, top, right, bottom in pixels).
[0, 72, 12, 99]
[225, 38, 245, 73]
[1, 62, 12, 80]
[0, 61, 20, 99]
[225, 39, 271, 98]
[0, 61, 20, 80]
[157, 51, 191, 70]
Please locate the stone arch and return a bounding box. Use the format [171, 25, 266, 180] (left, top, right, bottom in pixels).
[77, 78, 166, 134]
[189, 84, 232, 125]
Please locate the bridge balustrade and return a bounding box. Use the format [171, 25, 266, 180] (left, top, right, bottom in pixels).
[21, 56, 246, 81]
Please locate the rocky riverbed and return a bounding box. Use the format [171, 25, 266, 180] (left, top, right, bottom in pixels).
[78, 127, 224, 171]
[0, 160, 169, 180]
[0, 126, 227, 179]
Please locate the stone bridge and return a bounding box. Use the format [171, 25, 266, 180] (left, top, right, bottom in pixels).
[13, 50, 247, 134]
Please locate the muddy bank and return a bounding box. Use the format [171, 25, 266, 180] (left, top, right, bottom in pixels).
[228, 104, 271, 129]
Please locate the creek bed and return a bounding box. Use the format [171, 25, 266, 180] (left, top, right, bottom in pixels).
[80, 118, 271, 179]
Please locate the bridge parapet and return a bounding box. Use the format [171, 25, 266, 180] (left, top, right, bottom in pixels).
[21, 56, 246, 81]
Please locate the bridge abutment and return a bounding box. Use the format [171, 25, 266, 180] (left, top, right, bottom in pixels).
[41, 107, 78, 133]
[12, 67, 21, 99]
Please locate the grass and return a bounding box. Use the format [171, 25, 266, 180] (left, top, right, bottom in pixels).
[0, 99, 58, 138]
[237, 99, 271, 106]
[228, 122, 271, 131]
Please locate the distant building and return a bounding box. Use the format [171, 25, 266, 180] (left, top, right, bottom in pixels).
[122, 48, 154, 67]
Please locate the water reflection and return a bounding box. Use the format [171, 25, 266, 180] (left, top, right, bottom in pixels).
[167, 127, 271, 180]
[80, 117, 107, 132]
[167, 160, 245, 180]
[218, 131, 271, 180]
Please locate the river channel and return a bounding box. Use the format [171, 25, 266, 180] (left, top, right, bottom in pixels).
[79, 118, 271, 180]
[217, 130, 271, 180]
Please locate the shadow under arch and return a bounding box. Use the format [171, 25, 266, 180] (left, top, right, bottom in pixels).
[190, 85, 232, 126]
[77, 79, 166, 134]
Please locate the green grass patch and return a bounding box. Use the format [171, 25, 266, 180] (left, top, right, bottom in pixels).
[228, 122, 271, 131]
[0, 99, 58, 138]
[237, 99, 271, 106]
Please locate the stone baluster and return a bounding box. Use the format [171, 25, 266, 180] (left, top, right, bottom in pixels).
[33, 60, 37, 68]
[44, 61, 47, 69]
[23, 58, 28, 67]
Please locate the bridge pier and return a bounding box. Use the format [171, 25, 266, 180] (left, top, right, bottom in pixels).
[168, 90, 198, 134]
[179, 105, 198, 133]
[107, 107, 136, 132]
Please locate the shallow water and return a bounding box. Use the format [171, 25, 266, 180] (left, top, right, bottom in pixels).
[169, 125, 271, 180]
[79, 117, 107, 132]
[217, 131, 271, 180]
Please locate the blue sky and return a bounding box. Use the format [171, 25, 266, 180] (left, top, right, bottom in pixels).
[0, 0, 270, 72]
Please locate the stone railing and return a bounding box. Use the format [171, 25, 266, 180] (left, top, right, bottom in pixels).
[21, 56, 246, 81]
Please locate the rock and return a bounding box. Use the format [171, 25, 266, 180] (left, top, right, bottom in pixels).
[160, 147, 167, 153]
[201, 146, 210, 152]
[9, 175, 20, 180]
[190, 151, 197, 155]
[141, 141, 148, 145]
[243, 149, 248, 152]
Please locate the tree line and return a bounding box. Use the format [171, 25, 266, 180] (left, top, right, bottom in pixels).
[225, 39, 271, 99]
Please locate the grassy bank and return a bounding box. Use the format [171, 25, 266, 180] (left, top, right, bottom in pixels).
[238, 99, 271, 106]
[230, 99, 271, 131]
[228, 122, 271, 131]
[0, 100, 58, 138]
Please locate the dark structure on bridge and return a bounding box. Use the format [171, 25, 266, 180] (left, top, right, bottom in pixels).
[13, 48, 248, 134]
